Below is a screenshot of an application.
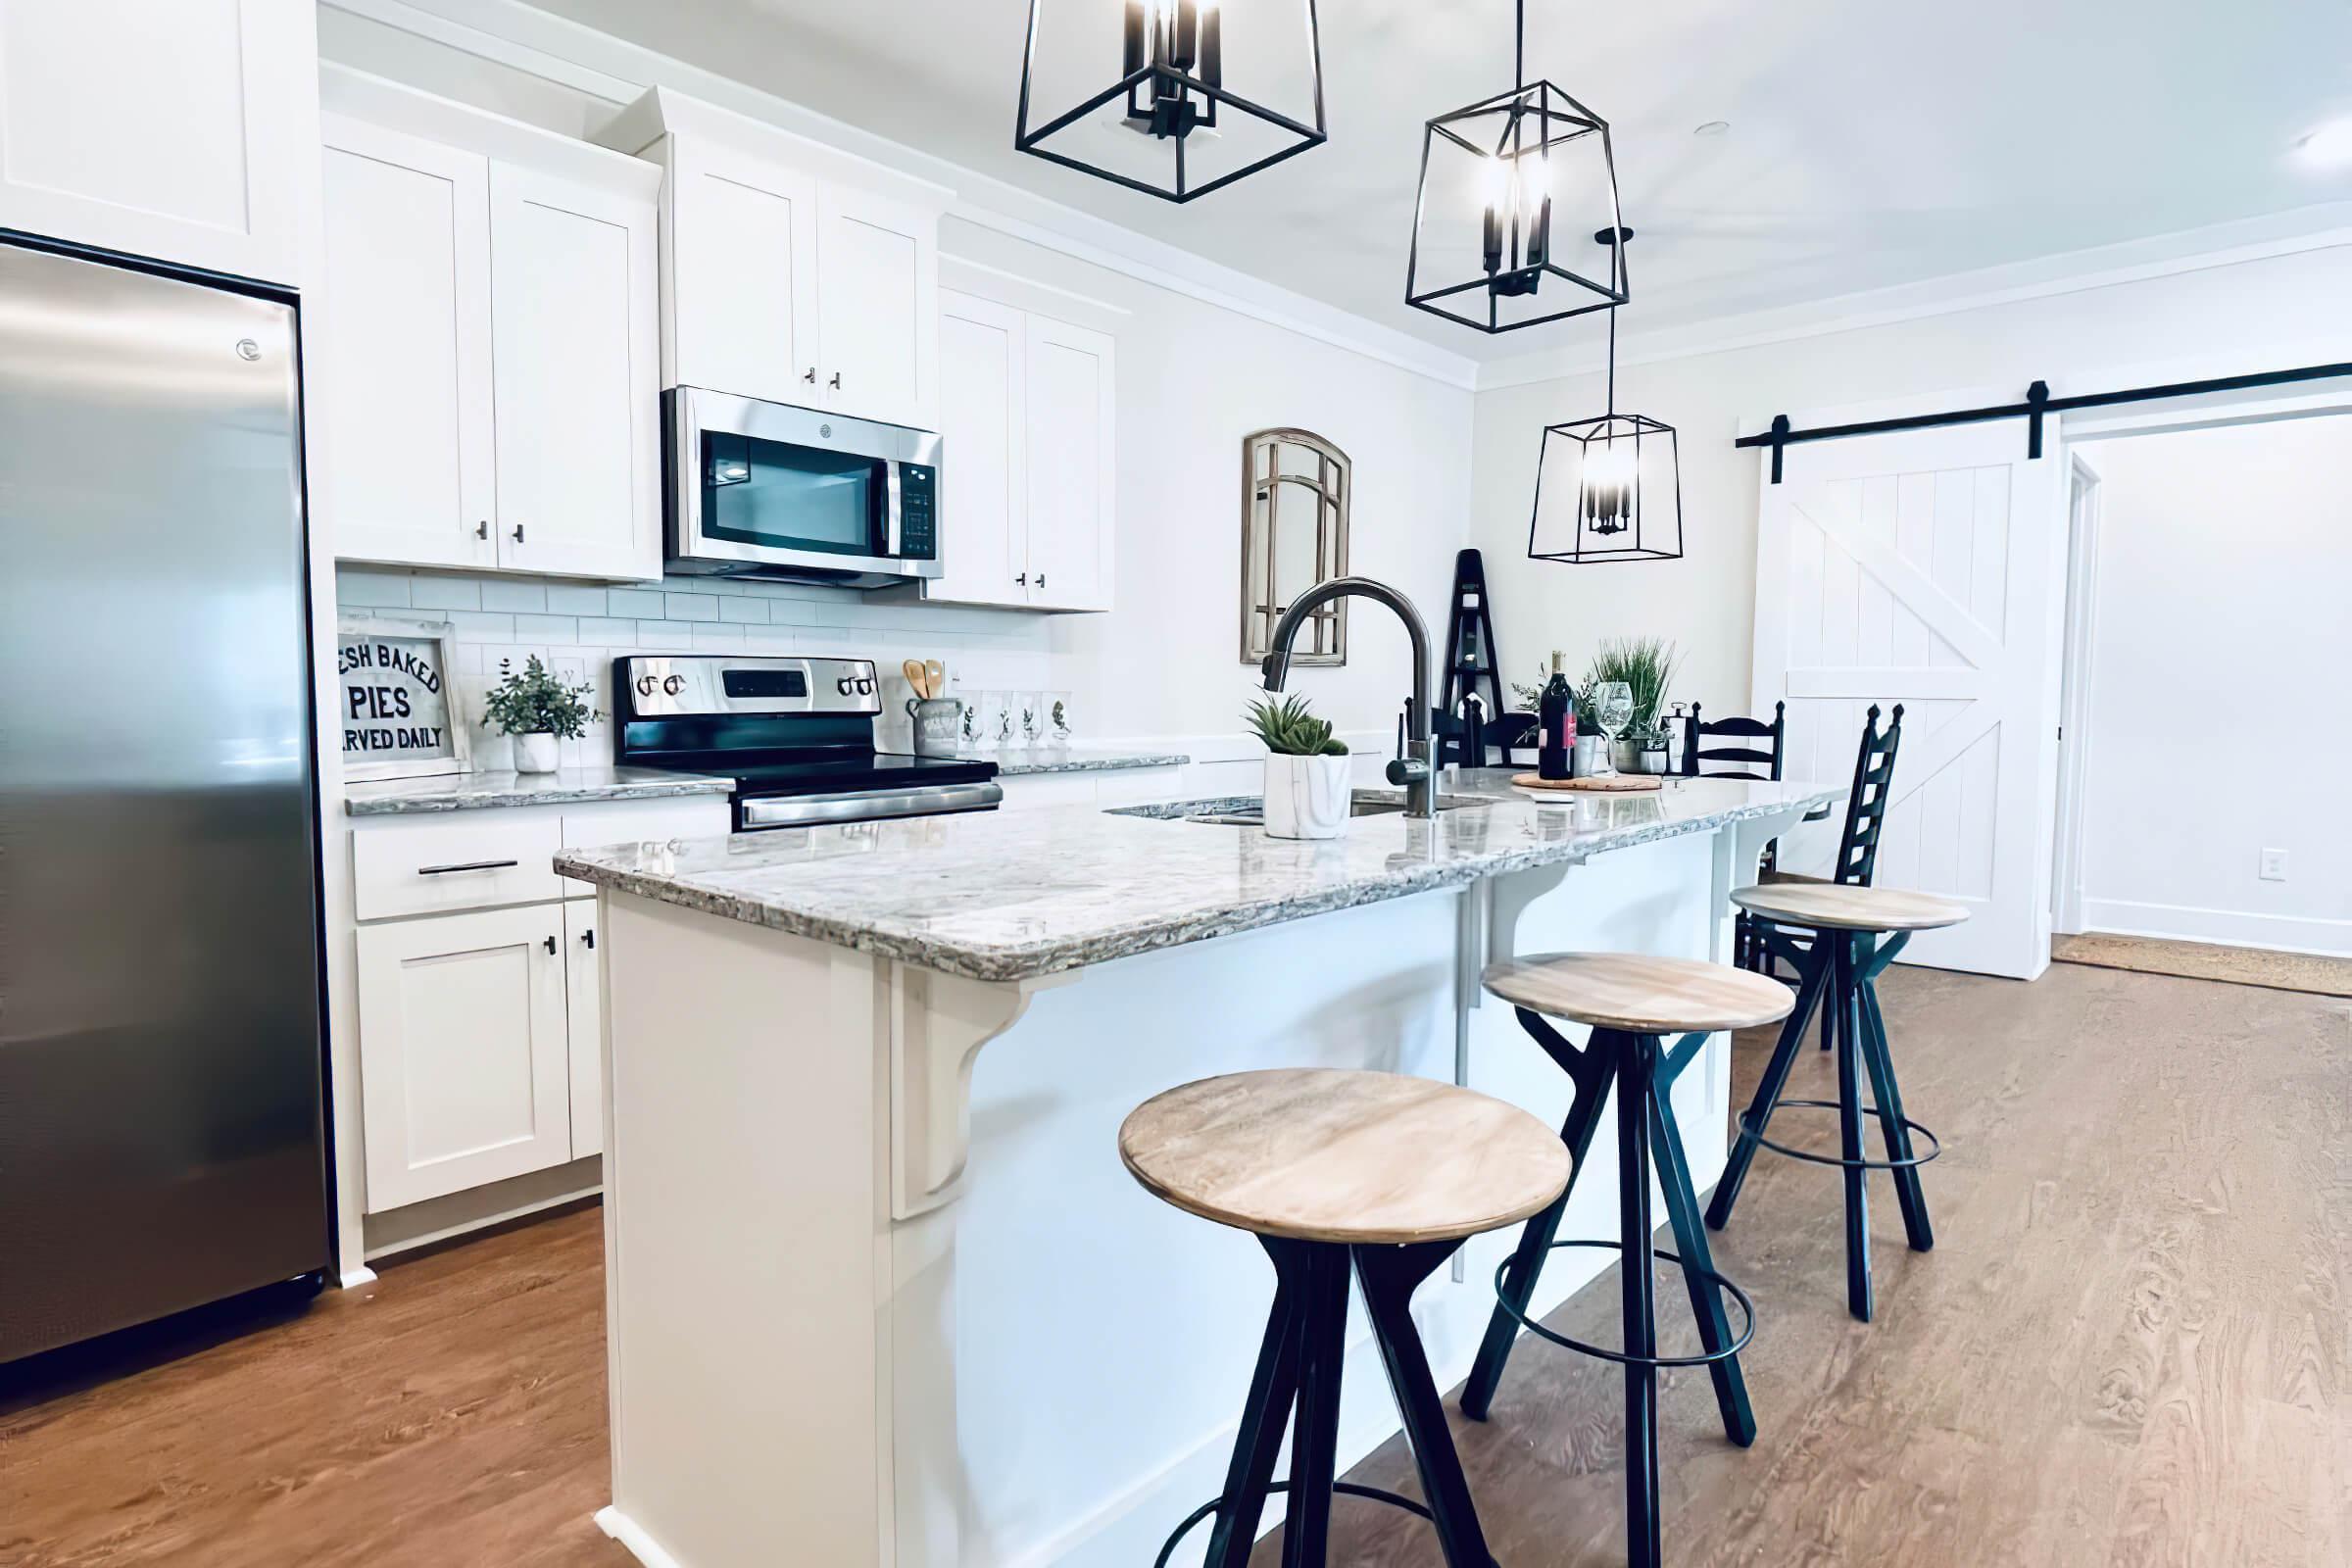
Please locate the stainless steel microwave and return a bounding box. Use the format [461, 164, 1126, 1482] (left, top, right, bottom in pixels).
[664, 387, 941, 587]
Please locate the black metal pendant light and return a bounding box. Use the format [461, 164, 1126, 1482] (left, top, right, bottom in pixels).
[1529, 242, 1683, 564]
[1406, 0, 1625, 334]
[1015, 1, 1328, 202]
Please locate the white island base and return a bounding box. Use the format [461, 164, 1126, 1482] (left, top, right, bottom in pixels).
[577, 788, 1822, 1568]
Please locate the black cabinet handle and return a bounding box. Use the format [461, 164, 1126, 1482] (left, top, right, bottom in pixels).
[475, 519, 489, 540]
[513, 523, 525, 544]
[804, 367, 816, 383]
[1036, 572, 1046, 589]
[1015, 571, 1026, 586]
[829, 371, 843, 390]
[543, 935, 557, 956]
[417, 858, 518, 876]
[582, 928, 595, 950]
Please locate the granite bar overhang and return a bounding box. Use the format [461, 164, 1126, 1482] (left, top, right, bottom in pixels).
[555, 771, 1842, 984]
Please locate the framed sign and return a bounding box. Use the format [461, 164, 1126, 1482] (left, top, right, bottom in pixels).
[336, 616, 471, 781]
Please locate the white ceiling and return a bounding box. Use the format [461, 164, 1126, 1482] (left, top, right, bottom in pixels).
[532, 0, 2352, 361]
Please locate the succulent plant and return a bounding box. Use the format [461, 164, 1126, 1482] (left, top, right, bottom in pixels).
[1244, 693, 1349, 758]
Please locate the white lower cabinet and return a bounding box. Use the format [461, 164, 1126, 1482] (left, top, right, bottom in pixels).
[356, 903, 573, 1210]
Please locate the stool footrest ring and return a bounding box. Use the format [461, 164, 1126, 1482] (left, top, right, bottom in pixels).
[1491, 1240, 1756, 1368]
[1152, 1480, 1501, 1568]
[1743, 1099, 1942, 1171]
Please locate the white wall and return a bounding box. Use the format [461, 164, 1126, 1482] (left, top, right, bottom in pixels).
[2071, 416, 2352, 956]
[1467, 243, 2352, 728]
[318, 11, 1474, 760]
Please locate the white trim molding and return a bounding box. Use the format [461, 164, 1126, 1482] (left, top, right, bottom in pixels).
[2081, 899, 2352, 960]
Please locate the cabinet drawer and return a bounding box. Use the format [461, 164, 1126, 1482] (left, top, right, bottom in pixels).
[353, 814, 565, 921]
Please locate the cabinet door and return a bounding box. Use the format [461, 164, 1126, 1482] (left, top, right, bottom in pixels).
[318, 117, 499, 571]
[0, 0, 306, 282]
[816, 183, 937, 430]
[1022, 315, 1117, 612]
[666, 135, 817, 408]
[926, 290, 1029, 608]
[488, 164, 661, 580]
[357, 906, 572, 1211]
[564, 902, 603, 1160]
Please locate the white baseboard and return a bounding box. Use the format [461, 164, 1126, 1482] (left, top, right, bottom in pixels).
[2080, 898, 2352, 958]
[596, 1507, 685, 1568]
[335, 1265, 377, 1290]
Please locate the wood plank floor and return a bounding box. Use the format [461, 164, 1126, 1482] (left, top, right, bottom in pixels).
[3, 962, 2344, 1566]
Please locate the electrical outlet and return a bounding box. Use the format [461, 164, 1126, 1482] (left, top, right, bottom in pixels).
[2259, 848, 2288, 882]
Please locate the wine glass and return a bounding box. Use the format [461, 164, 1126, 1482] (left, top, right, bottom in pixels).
[1592, 681, 1635, 776]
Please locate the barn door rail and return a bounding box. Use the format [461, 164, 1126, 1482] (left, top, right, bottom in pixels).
[1738, 360, 2352, 482]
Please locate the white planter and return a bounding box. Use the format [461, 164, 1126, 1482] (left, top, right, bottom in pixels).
[1263, 753, 1351, 840]
[513, 732, 560, 774]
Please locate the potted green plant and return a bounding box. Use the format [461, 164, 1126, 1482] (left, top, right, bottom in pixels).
[1584, 637, 1683, 773]
[1245, 693, 1350, 840]
[482, 655, 597, 774]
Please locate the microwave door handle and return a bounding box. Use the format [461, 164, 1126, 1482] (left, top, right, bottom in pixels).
[883, 457, 904, 560]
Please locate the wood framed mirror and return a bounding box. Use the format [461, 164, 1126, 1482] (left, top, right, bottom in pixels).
[1240, 428, 1350, 666]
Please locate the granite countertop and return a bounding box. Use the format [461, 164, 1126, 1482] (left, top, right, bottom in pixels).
[345, 765, 734, 816]
[556, 770, 1841, 983]
[953, 747, 1191, 777]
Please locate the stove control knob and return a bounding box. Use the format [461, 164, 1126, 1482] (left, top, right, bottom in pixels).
[662, 674, 685, 696]
[856, 677, 874, 696]
[836, 676, 855, 696]
[635, 674, 658, 698]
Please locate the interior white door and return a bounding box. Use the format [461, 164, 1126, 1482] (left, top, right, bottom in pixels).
[564, 901, 603, 1160]
[1752, 417, 2069, 979]
[487, 163, 660, 580]
[1021, 314, 1116, 612]
[816, 182, 937, 430]
[356, 905, 573, 1210]
[930, 290, 1028, 607]
[665, 135, 817, 407]
[318, 116, 498, 570]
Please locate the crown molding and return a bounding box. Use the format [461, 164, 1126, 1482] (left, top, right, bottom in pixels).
[322, 0, 1482, 390]
[1476, 207, 2352, 393]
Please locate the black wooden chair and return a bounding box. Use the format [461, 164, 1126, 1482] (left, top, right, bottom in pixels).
[1682, 702, 1787, 968]
[1752, 705, 1905, 1026]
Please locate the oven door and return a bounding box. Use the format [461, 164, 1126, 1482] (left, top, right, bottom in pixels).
[667, 387, 940, 583]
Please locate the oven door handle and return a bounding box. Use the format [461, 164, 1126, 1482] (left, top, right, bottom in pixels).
[739, 781, 1004, 830]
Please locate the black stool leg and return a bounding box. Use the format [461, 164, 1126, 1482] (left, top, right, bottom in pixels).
[1611, 1029, 1663, 1568]
[1859, 977, 1935, 1253]
[1202, 1241, 1311, 1568]
[1461, 1012, 1614, 1421]
[1832, 935, 1873, 1322]
[1706, 948, 1831, 1231]
[1355, 1241, 1495, 1568]
[1280, 1244, 1350, 1568]
[1646, 1056, 1757, 1447]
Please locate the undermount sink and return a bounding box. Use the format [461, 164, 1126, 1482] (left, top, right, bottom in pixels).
[1111, 791, 1488, 827]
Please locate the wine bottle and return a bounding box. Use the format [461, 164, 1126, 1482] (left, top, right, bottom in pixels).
[1538, 651, 1574, 780]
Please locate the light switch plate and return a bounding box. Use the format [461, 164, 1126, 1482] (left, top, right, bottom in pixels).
[2259, 848, 2288, 882]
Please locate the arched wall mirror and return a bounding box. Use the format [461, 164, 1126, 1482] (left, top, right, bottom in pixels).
[1240, 427, 1350, 666]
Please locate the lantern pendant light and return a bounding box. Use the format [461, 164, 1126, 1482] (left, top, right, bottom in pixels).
[1405, 0, 1626, 334]
[1528, 236, 1684, 564]
[1015, 0, 1329, 203]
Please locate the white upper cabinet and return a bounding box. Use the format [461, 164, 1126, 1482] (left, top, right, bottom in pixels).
[0, 0, 310, 283]
[318, 119, 498, 571]
[925, 288, 1116, 612]
[318, 68, 662, 581]
[488, 164, 660, 578]
[599, 89, 947, 433]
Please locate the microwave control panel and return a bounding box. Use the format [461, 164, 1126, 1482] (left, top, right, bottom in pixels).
[899, 464, 937, 560]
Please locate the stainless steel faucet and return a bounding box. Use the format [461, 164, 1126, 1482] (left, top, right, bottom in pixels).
[1260, 575, 1437, 818]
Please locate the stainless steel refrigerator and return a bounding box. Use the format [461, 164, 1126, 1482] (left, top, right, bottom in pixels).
[0, 238, 331, 1364]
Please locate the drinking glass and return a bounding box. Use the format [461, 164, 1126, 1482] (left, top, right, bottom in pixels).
[1592, 681, 1635, 776]
[1016, 691, 1046, 749]
[1047, 691, 1075, 749]
[973, 691, 1005, 754]
[959, 693, 984, 753]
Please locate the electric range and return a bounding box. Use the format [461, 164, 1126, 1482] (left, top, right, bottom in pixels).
[612, 655, 1000, 830]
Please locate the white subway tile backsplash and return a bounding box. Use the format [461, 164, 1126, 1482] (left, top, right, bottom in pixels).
[479, 579, 547, 613]
[690, 623, 748, 651]
[448, 611, 514, 640]
[410, 575, 482, 612]
[718, 597, 770, 623]
[578, 616, 636, 644]
[337, 567, 412, 608]
[606, 587, 664, 618]
[635, 621, 699, 647]
[545, 583, 612, 615]
[663, 592, 719, 621]
[513, 613, 578, 643]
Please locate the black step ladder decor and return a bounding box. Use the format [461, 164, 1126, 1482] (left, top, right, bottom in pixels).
[1435, 549, 1530, 769]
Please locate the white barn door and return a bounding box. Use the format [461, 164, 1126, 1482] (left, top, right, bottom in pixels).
[1752, 417, 2069, 979]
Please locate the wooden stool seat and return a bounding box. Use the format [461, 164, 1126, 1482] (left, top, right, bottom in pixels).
[1483, 952, 1795, 1035]
[1119, 1068, 1569, 1247]
[1732, 882, 1969, 933]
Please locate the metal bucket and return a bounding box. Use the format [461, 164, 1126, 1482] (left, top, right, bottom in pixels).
[906, 697, 965, 758]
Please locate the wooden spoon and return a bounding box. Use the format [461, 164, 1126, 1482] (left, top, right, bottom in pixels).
[902, 659, 930, 699]
[924, 659, 946, 699]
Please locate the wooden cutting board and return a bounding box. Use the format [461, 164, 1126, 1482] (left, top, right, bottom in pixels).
[1511, 771, 1664, 794]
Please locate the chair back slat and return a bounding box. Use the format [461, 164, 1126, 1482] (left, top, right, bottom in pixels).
[1681, 701, 1787, 782]
[1834, 704, 1904, 885]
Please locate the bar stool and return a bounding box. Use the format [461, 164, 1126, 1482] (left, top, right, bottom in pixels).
[1706, 882, 1969, 1322]
[1459, 954, 1796, 1568]
[1121, 1068, 1570, 1567]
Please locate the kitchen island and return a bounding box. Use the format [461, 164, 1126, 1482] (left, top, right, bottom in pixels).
[556, 771, 1838, 1568]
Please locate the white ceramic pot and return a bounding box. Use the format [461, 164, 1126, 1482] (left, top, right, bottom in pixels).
[514, 731, 560, 773]
[1572, 734, 1606, 776]
[1262, 753, 1351, 840]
